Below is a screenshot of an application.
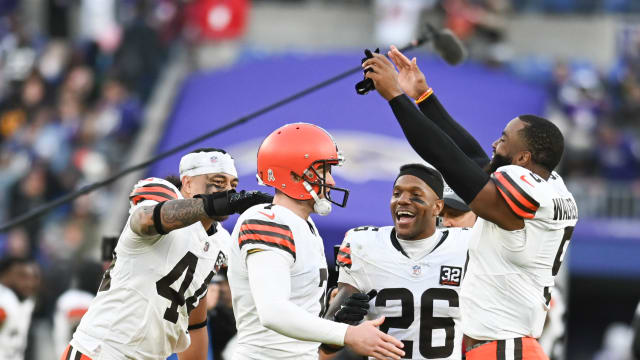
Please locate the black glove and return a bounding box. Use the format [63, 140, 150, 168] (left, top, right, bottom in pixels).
[229, 190, 273, 214]
[355, 48, 380, 95]
[196, 190, 273, 218]
[334, 290, 377, 325]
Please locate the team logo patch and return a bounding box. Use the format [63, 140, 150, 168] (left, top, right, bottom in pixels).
[440, 265, 462, 286]
[411, 265, 422, 277]
[214, 251, 227, 273]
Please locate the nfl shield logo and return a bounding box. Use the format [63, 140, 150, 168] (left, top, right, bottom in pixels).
[203, 242, 210, 252]
[412, 265, 421, 277]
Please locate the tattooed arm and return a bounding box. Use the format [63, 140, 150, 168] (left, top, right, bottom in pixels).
[130, 199, 210, 237]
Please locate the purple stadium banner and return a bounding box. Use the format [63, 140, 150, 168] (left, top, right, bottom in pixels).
[150, 52, 548, 267]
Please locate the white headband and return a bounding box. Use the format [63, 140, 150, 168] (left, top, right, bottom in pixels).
[179, 151, 238, 180]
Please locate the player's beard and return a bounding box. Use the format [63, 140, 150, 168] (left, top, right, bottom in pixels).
[485, 153, 512, 174]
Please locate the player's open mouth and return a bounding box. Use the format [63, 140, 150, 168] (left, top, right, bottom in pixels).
[396, 210, 416, 225]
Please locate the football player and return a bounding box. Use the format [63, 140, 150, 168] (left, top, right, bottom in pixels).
[62, 148, 271, 360]
[438, 187, 568, 360]
[440, 187, 477, 229]
[226, 123, 405, 360]
[0, 257, 40, 360]
[53, 261, 104, 356]
[364, 47, 578, 359]
[325, 164, 471, 360]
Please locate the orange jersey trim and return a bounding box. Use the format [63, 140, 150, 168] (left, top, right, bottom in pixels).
[466, 337, 548, 360]
[238, 233, 296, 254]
[130, 194, 171, 205]
[495, 185, 536, 219]
[493, 172, 538, 211]
[239, 219, 296, 259]
[339, 245, 351, 254]
[133, 186, 178, 199]
[336, 254, 352, 265]
[60, 345, 71, 360]
[67, 307, 88, 319]
[240, 223, 293, 239]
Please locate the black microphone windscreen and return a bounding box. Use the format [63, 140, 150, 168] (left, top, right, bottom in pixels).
[433, 29, 467, 65]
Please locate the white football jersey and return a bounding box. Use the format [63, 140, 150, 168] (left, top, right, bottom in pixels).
[338, 226, 471, 360]
[461, 165, 578, 340]
[71, 178, 229, 359]
[0, 284, 35, 360]
[227, 203, 329, 360]
[53, 289, 94, 356]
[538, 287, 566, 359]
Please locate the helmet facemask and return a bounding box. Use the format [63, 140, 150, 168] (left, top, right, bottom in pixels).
[301, 159, 349, 215]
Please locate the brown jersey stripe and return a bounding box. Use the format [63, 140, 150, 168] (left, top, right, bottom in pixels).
[129, 194, 172, 205]
[240, 223, 293, 239]
[336, 254, 352, 267]
[139, 182, 178, 194]
[338, 244, 351, 255]
[243, 219, 292, 231]
[239, 232, 296, 252]
[239, 229, 294, 247]
[492, 176, 537, 218]
[494, 172, 540, 210]
[132, 191, 176, 201]
[496, 340, 506, 360]
[239, 238, 296, 259]
[514, 337, 523, 360]
[134, 185, 179, 199]
[494, 184, 536, 219]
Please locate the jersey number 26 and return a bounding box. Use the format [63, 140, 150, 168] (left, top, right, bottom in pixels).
[377, 288, 458, 359]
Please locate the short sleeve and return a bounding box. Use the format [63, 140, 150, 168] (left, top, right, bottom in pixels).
[128, 177, 181, 213]
[491, 165, 542, 219]
[336, 230, 368, 292]
[238, 216, 295, 266]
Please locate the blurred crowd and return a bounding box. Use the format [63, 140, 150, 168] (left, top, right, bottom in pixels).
[435, 0, 640, 218]
[379, 0, 640, 190]
[0, 1, 177, 358]
[0, 0, 180, 264]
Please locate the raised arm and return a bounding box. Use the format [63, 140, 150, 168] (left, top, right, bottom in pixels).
[362, 53, 523, 230]
[387, 46, 490, 168]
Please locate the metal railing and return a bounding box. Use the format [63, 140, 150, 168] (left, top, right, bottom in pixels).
[567, 178, 640, 219]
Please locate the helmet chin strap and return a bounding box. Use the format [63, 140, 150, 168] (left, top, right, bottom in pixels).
[303, 182, 332, 216]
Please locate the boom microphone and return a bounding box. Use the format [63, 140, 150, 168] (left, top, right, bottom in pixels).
[425, 24, 467, 66]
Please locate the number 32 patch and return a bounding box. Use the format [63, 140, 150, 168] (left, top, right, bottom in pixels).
[440, 266, 462, 286]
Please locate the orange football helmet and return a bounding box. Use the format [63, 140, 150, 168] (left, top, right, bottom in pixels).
[257, 123, 349, 211]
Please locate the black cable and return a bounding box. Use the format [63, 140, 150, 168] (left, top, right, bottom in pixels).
[0, 39, 431, 233]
